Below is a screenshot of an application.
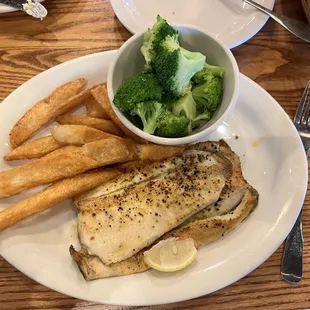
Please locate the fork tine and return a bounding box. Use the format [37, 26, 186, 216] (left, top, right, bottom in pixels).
[306, 98, 310, 127]
[294, 81, 310, 124]
[302, 98, 310, 126]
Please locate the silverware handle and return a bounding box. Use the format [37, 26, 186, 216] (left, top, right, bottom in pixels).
[243, 0, 273, 14]
[243, 0, 284, 23]
[244, 0, 310, 43]
[281, 211, 303, 284]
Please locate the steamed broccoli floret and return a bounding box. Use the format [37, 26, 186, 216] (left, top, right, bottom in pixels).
[192, 76, 223, 113]
[113, 73, 163, 113]
[171, 92, 197, 120]
[141, 15, 179, 68]
[156, 110, 190, 138]
[192, 62, 226, 84]
[154, 35, 206, 98]
[132, 101, 163, 134]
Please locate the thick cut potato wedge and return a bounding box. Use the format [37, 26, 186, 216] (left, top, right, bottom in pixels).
[0, 168, 121, 232]
[0, 138, 133, 198]
[0, 146, 99, 198]
[4, 135, 62, 161]
[0, 137, 184, 198]
[135, 144, 184, 161]
[56, 115, 124, 136]
[85, 95, 110, 119]
[82, 138, 136, 165]
[51, 125, 116, 146]
[9, 78, 87, 148]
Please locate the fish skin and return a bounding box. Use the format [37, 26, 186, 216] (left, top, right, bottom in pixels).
[76, 150, 229, 265]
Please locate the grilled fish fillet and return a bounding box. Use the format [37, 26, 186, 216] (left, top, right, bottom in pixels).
[70, 140, 259, 280]
[76, 150, 230, 265]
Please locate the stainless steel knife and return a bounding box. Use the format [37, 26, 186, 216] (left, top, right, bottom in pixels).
[0, 0, 47, 19]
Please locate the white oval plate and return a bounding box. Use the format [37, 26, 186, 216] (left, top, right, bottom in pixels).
[0, 50, 307, 306]
[110, 0, 275, 49]
[0, 0, 43, 13]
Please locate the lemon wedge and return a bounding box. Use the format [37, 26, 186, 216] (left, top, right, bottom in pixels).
[143, 238, 197, 272]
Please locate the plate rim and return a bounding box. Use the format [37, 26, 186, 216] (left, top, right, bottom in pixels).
[110, 0, 275, 49]
[0, 50, 307, 306]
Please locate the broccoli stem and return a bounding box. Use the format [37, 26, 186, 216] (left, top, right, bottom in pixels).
[204, 63, 226, 78]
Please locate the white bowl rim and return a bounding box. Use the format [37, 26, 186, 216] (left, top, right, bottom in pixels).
[107, 24, 240, 146]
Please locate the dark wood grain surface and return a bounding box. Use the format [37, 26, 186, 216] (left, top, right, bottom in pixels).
[1, 0, 310, 309]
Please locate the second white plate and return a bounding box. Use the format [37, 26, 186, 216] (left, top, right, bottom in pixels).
[110, 0, 275, 48]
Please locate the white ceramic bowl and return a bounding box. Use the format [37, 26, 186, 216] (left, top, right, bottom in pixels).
[107, 25, 239, 145]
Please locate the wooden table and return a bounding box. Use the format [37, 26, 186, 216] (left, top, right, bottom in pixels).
[0, 0, 310, 309]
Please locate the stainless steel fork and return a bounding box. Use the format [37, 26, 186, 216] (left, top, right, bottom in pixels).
[242, 0, 310, 43]
[281, 81, 310, 284]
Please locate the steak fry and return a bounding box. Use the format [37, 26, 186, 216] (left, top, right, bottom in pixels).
[0, 146, 99, 198]
[85, 94, 110, 119]
[56, 115, 124, 136]
[51, 125, 116, 146]
[9, 78, 86, 148]
[0, 168, 121, 232]
[4, 135, 62, 161]
[0, 137, 185, 198]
